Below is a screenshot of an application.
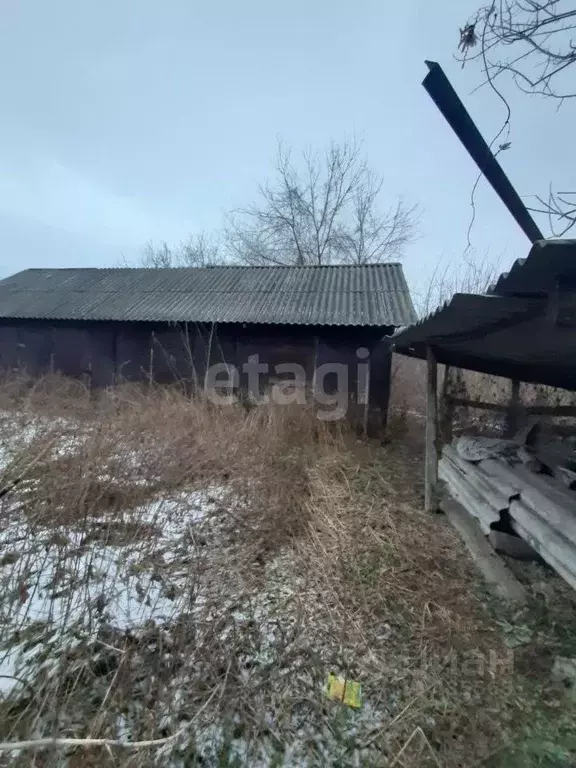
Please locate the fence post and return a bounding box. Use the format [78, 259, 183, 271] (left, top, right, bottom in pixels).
[425, 346, 438, 513]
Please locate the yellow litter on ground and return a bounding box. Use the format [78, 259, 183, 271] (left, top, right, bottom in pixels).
[326, 673, 362, 709]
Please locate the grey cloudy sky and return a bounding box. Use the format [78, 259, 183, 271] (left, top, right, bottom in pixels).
[0, 0, 573, 302]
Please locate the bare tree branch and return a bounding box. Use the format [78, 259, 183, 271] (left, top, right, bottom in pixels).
[225, 140, 417, 265]
[458, 0, 576, 236]
[138, 234, 224, 268]
[140, 241, 173, 268]
[459, 0, 576, 100]
[178, 232, 224, 267]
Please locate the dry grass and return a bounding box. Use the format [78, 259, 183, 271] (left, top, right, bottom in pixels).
[0, 375, 574, 766]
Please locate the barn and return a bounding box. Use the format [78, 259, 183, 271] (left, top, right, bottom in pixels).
[0, 263, 415, 428]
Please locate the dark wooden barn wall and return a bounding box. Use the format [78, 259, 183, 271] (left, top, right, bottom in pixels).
[116, 325, 152, 382]
[0, 320, 392, 431]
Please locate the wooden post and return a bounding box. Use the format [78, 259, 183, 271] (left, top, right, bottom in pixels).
[366, 341, 391, 438]
[361, 353, 370, 437]
[112, 327, 119, 386]
[439, 365, 455, 444]
[148, 332, 155, 388]
[506, 379, 521, 437]
[311, 335, 319, 397]
[425, 346, 438, 513]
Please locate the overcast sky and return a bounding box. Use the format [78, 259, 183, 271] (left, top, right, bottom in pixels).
[0, 0, 573, 304]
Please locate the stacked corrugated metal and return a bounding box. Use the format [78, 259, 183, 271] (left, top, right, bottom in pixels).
[439, 437, 576, 590]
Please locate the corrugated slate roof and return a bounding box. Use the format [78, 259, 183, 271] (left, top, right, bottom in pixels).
[0, 264, 415, 327]
[394, 239, 576, 343]
[392, 239, 576, 390]
[491, 238, 576, 295]
[394, 292, 541, 341]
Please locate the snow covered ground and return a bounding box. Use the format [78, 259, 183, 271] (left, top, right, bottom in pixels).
[0, 490, 222, 694]
[0, 406, 388, 767]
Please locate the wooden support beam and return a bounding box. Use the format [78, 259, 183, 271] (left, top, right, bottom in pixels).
[439, 365, 455, 444]
[112, 327, 119, 386]
[444, 396, 576, 418]
[311, 335, 319, 395]
[366, 341, 391, 438]
[525, 404, 576, 417]
[506, 379, 521, 437]
[425, 346, 438, 513]
[444, 396, 509, 413]
[148, 331, 155, 388]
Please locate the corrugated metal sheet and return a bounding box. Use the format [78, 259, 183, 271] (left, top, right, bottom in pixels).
[0, 264, 416, 327]
[394, 239, 576, 345]
[392, 238, 576, 391]
[492, 239, 576, 295]
[392, 293, 540, 344]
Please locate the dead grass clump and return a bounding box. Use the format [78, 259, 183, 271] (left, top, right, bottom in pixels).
[0, 378, 330, 543]
[0, 371, 94, 420]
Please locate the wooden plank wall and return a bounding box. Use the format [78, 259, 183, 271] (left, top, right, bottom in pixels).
[0, 320, 395, 430]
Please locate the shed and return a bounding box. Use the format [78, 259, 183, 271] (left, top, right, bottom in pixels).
[393, 239, 576, 593]
[0, 263, 415, 429]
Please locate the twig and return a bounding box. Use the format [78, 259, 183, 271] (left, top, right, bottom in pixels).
[357, 679, 440, 754]
[0, 437, 58, 500]
[0, 683, 221, 752]
[390, 726, 423, 766]
[466, 2, 512, 252]
[390, 726, 441, 767]
[0, 674, 35, 699]
[94, 639, 127, 655]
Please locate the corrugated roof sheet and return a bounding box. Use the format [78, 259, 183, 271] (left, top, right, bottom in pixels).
[394, 293, 541, 342]
[392, 239, 576, 390]
[491, 239, 576, 295]
[394, 239, 576, 343]
[0, 264, 416, 327]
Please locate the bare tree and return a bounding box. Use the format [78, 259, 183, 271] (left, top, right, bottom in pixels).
[141, 241, 174, 268]
[139, 233, 224, 268]
[413, 251, 499, 318]
[459, 1, 576, 235]
[179, 233, 224, 266]
[225, 141, 417, 266]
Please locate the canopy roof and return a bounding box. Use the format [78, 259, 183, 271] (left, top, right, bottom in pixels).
[393, 240, 576, 391]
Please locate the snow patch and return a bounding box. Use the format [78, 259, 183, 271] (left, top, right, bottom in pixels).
[0, 488, 225, 695]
